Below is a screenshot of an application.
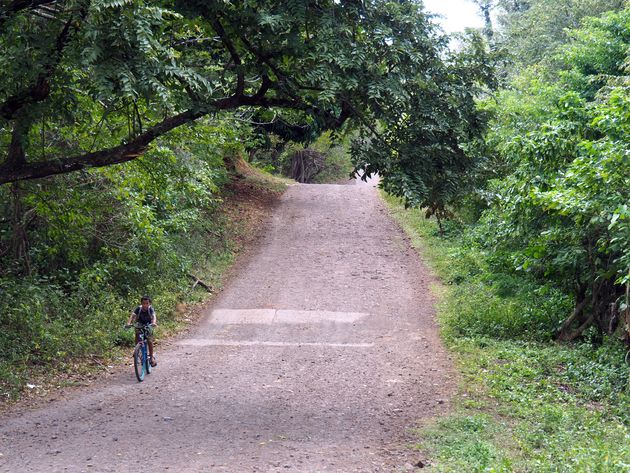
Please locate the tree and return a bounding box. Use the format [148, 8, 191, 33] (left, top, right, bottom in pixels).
[494, 0, 626, 68]
[472, 0, 496, 41]
[477, 9, 630, 342]
[0, 0, 471, 186]
[352, 30, 497, 228]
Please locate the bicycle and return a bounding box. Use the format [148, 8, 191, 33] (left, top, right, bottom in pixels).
[126, 323, 155, 382]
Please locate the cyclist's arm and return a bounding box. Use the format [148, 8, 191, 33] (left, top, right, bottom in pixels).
[127, 311, 137, 326]
[151, 309, 157, 326]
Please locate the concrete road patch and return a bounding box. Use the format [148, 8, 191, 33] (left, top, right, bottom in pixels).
[209, 308, 369, 325]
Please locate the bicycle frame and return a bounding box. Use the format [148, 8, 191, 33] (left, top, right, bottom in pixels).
[132, 323, 153, 382]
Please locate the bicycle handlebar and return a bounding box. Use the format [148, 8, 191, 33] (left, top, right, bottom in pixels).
[125, 323, 156, 329]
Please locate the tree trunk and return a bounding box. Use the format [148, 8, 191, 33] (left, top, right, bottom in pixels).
[478, 2, 494, 41]
[622, 273, 630, 348]
[555, 276, 625, 343]
[10, 182, 32, 275]
[555, 295, 589, 341]
[436, 214, 444, 236]
[592, 278, 623, 337]
[562, 312, 595, 342]
[288, 150, 325, 183]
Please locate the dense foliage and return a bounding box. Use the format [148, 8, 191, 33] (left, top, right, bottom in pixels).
[493, 0, 627, 68]
[473, 6, 630, 342]
[351, 31, 496, 227]
[386, 194, 630, 471]
[0, 0, 488, 185]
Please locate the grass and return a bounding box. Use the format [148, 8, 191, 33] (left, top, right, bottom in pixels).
[382, 192, 630, 472]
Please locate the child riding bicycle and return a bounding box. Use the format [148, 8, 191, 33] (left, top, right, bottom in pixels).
[126, 295, 158, 367]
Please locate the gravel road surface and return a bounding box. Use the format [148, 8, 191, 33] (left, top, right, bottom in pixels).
[0, 179, 456, 472]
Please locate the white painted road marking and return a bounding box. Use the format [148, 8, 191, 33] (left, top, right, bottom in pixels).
[210, 309, 369, 325]
[178, 339, 374, 348]
[211, 308, 276, 324]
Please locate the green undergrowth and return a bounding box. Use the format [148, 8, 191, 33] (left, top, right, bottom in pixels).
[312, 143, 354, 184]
[0, 164, 287, 403]
[250, 131, 354, 184]
[383, 193, 630, 472]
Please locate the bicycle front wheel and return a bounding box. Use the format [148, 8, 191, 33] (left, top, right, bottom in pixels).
[133, 344, 145, 382]
[145, 346, 152, 375]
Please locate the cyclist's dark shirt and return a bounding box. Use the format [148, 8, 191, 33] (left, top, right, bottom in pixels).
[134, 306, 154, 325]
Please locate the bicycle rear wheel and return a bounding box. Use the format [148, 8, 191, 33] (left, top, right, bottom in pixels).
[133, 344, 145, 382]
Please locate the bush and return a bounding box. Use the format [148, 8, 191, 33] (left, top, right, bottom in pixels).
[442, 278, 572, 342]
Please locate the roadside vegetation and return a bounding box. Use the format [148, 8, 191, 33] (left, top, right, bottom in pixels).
[385, 195, 630, 471]
[376, 1, 630, 348]
[381, 1, 630, 470]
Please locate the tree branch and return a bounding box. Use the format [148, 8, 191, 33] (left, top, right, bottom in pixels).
[0, 0, 56, 29]
[0, 14, 74, 120]
[0, 85, 315, 184]
[252, 74, 272, 101]
[237, 34, 307, 101]
[555, 297, 589, 341]
[210, 16, 245, 96]
[0, 109, 205, 184]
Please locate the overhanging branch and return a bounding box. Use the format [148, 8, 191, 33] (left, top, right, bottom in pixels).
[0, 109, 206, 184]
[0, 77, 328, 184]
[0, 0, 57, 29]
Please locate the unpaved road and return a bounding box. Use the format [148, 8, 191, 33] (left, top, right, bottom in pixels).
[0, 180, 456, 472]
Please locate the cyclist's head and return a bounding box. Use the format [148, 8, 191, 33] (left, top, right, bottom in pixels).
[141, 295, 152, 304]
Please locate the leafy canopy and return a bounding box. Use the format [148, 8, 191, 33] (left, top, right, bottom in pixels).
[0, 0, 489, 193]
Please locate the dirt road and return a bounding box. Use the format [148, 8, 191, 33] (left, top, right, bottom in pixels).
[0, 179, 456, 472]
